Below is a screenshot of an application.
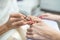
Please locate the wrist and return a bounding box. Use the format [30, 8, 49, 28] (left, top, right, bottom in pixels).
[0, 24, 12, 35]
[3, 24, 12, 30]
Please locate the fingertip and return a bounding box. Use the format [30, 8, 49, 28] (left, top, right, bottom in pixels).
[39, 15, 48, 19]
[26, 35, 33, 39]
[27, 28, 33, 32]
[39, 16, 43, 19]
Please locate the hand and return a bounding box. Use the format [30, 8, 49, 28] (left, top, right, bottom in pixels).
[0, 13, 32, 35]
[26, 23, 59, 40]
[4, 13, 28, 29]
[40, 13, 60, 21]
[26, 16, 60, 40]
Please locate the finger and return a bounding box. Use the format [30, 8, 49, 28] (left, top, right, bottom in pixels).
[39, 15, 48, 19]
[10, 18, 22, 23]
[39, 13, 50, 19]
[12, 20, 27, 27]
[33, 34, 47, 40]
[20, 16, 26, 20]
[39, 16, 49, 20]
[26, 35, 33, 39]
[27, 28, 33, 32]
[10, 13, 21, 18]
[26, 32, 33, 35]
[26, 16, 31, 21]
[10, 13, 26, 18]
[28, 16, 42, 23]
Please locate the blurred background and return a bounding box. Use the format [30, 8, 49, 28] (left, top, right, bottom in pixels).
[17, 0, 60, 15]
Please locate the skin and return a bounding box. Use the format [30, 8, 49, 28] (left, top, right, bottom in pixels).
[26, 16, 60, 40]
[40, 13, 60, 22]
[0, 13, 29, 35]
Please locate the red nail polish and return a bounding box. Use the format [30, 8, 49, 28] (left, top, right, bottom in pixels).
[28, 21, 34, 25]
[39, 16, 43, 19]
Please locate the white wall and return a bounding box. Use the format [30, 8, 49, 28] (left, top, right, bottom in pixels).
[40, 0, 60, 12]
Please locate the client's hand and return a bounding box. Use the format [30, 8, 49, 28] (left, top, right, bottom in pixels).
[26, 16, 60, 40]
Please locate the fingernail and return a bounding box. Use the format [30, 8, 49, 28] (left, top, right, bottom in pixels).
[28, 21, 34, 25]
[39, 16, 43, 19]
